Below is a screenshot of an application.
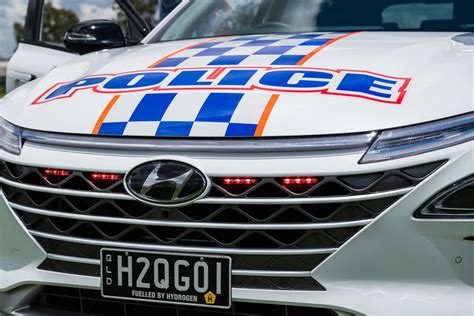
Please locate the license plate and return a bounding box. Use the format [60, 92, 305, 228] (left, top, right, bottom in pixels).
[100, 249, 232, 309]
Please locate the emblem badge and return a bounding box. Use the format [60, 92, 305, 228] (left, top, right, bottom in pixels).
[125, 160, 208, 207]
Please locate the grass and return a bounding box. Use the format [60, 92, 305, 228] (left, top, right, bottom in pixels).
[0, 86, 5, 98]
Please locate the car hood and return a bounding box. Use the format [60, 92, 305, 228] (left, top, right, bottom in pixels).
[2, 32, 473, 138]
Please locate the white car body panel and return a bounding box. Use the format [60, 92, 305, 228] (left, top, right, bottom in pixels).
[1, 2, 473, 314]
[0, 141, 472, 315]
[6, 43, 75, 93]
[2, 32, 473, 137]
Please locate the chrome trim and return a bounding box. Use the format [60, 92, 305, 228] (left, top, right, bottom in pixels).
[142, 0, 190, 44]
[452, 33, 474, 46]
[417, 175, 473, 218]
[433, 206, 474, 212]
[12, 307, 92, 316]
[1, 177, 411, 205]
[30, 230, 338, 255]
[197, 188, 411, 205]
[12, 202, 372, 230]
[47, 254, 99, 266]
[46, 254, 312, 277]
[23, 129, 375, 153]
[123, 160, 212, 208]
[0, 177, 134, 201]
[232, 270, 312, 277]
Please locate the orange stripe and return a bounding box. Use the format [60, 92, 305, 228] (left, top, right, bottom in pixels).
[148, 38, 222, 69]
[254, 94, 280, 137]
[296, 31, 363, 66]
[92, 95, 121, 134]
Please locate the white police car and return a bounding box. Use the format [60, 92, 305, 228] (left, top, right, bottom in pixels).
[1, 0, 473, 315]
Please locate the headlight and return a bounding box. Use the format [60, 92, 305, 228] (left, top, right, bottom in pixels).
[0, 117, 22, 155]
[360, 112, 474, 164]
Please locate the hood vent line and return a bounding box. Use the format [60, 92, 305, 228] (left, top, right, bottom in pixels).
[22, 129, 376, 153]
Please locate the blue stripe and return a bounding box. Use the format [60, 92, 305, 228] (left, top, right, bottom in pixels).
[254, 46, 293, 55]
[196, 93, 244, 123]
[153, 57, 187, 68]
[271, 55, 306, 66]
[242, 40, 278, 47]
[156, 122, 193, 136]
[225, 123, 257, 137]
[130, 93, 177, 122]
[208, 55, 248, 65]
[195, 47, 233, 56]
[98, 122, 127, 135]
[300, 39, 331, 46]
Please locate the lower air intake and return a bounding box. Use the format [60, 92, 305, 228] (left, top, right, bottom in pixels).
[32, 286, 338, 316]
[415, 176, 474, 218]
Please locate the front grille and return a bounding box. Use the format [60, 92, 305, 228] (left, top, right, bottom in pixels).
[37, 260, 323, 291]
[33, 286, 337, 316]
[0, 160, 444, 290]
[36, 237, 329, 271]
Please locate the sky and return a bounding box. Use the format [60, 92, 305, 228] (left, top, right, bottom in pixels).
[0, 0, 117, 60]
[0, 0, 28, 59]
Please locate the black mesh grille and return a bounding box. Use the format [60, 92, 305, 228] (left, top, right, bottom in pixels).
[15, 208, 364, 249]
[0, 162, 126, 193]
[37, 260, 324, 291]
[36, 238, 328, 271]
[213, 171, 410, 198]
[4, 185, 399, 224]
[0, 161, 444, 198]
[0, 161, 445, 291]
[33, 286, 336, 316]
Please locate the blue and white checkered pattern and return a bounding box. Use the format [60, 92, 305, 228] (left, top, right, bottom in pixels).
[152, 33, 344, 68]
[98, 33, 348, 137]
[98, 92, 270, 137]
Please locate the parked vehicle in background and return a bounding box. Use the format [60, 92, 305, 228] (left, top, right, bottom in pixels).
[1, 0, 473, 315]
[6, 0, 181, 93]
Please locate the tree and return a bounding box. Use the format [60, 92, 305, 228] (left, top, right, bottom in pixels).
[129, 0, 159, 28]
[13, 3, 79, 45]
[41, 2, 79, 43]
[115, 0, 159, 33]
[13, 22, 24, 43]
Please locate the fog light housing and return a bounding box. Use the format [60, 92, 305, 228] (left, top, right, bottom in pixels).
[415, 176, 474, 218]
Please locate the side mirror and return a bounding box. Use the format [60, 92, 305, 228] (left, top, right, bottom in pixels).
[64, 20, 126, 55]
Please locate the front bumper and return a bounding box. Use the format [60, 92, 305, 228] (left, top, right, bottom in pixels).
[0, 138, 472, 315]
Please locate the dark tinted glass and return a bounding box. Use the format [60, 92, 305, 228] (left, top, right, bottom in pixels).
[155, 0, 474, 42]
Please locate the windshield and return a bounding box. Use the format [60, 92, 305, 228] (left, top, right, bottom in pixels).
[153, 0, 474, 42]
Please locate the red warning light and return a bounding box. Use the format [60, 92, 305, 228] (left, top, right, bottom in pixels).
[278, 176, 319, 193]
[43, 168, 71, 179]
[222, 177, 258, 186]
[89, 172, 122, 182]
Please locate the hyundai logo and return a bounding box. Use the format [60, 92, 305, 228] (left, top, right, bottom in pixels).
[125, 160, 209, 207]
